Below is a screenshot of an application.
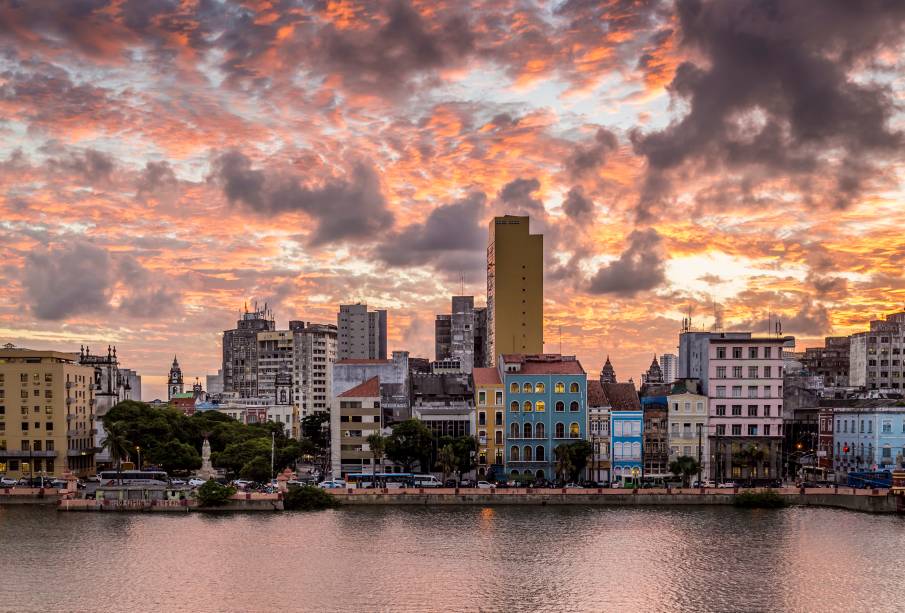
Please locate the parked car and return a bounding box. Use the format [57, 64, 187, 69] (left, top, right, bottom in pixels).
[0, 476, 17, 486]
[459, 479, 476, 488]
[318, 480, 346, 489]
[188, 478, 207, 488]
[476, 481, 496, 489]
[693, 480, 717, 488]
[717, 481, 737, 489]
[232, 479, 253, 489]
[170, 478, 186, 486]
[564, 483, 584, 489]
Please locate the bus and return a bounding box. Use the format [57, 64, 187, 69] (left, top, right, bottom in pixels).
[345, 473, 414, 489]
[847, 471, 891, 489]
[98, 470, 169, 487]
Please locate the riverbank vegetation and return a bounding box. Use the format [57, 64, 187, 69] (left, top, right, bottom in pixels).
[282, 485, 340, 511]
[733, 490, 787, 508]
[196, 480, 237, 507]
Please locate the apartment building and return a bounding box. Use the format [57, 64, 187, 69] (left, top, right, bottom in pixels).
[849, 311, 905, 390]
[335, 377, 383, 477]
[337, 303, 387, 360]
[473, 367, 505, 479]
[666, 380, 709, 477]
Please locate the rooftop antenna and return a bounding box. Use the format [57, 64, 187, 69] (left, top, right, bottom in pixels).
[460, 272, 465, 297]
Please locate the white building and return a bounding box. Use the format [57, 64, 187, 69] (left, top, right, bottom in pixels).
[849, 311, 905, 391]
[291, 321, 337, 418]
[337, 303, 387, 360]
[660, 353, 677, 384]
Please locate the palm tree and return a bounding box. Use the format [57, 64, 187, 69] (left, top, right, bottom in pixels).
[101, 423, 132, 485]
[669, 456, 701, 487]
[437, 444, 458, 486]
[366, 433, 386, 481]
[733, 444, 767, 484]
[554, 445, 574, 485]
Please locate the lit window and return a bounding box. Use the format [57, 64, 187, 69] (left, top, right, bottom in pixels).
[523, 383, 533, 394]
[535, 400, 545, 412]
[535, 382, 545, 393]
[554, 382, 565, 394]
[569, 382, 580, 393]
[569, 423, 580, 438]
[523, 401, 533, 412]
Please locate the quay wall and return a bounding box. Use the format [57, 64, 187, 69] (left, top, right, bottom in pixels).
[1, 487, 68, 505]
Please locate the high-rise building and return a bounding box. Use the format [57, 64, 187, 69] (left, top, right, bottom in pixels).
[848, 311, 905, 390]
[290, 321, 337, 419]
[222, 304, 275, 397]
[660, 353, 677, 384]
[0, 348, 96, 478]
[434, 296, 484, 372]
[435, 314, 451, 362]
[206, 370, 223, 396]
[473, 306, 488, 368]
[337, 304, 387, 360]
[487, 216, 543, 363]
[678, 331, 794, 483]
[255, 330, 294, 401]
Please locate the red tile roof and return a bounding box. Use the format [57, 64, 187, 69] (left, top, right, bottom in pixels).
[472, 367, 501, 386]
[338, 376, 380, 398]
[602, 382, 641, 410]
[587, 380, 606, 407]
[500, 354, 586, 375]
[335, 359, 392, 365]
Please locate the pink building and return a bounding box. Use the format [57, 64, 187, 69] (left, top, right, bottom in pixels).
[679, 331, 794, 484]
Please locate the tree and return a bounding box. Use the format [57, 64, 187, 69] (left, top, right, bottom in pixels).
[566, 440, 593, 482]
[240, 456, 272, 483]
[669, 456, 701, 487]
[196, 480, 236, 507]
[283, 485, 340, 511]
[101, 422, 132, 483]
[300, 413, 330, 451]
[436, 444, 458, 484]
[733, 444, 767, 483]
[366, 433, 386, 476]
[385, 420, 433, 473]
[146, 440, 202, 475]
[554, 445, 574, 484]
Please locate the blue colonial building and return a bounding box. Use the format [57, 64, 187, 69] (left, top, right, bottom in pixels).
[500, 354, 587, 482]
[611, 410, 643, 485]
[832, 405, 905, 474]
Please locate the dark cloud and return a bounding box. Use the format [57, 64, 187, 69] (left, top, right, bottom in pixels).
[23, 242, 113, 320]
[562, 186, 594, 219]
[376, 192, 486, 272]
[631, 0, 905, 218]
[136, 160, 177, 196]
[496, 177, 545, 219]
[209, 150, 394, 245]
[588, 228, 665, 296]
[565, 127, 618, 178]
[48, 147, 114, 183]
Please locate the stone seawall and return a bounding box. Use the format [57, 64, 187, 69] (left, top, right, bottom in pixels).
[329, 488, 902, 514]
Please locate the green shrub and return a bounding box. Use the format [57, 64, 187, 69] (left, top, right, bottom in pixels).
[734, 490, 786, 508]
[283, 485, 340, 511]
[196, 480, 237, 507]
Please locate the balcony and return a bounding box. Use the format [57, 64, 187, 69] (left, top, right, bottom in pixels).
[0, 450, 58, 458]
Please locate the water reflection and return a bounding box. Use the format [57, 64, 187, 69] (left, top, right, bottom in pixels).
[0, 505, 903, 612]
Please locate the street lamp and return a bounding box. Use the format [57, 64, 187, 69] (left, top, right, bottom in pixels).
[135, 445, 141, 471]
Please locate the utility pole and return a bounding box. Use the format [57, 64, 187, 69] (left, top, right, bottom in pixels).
[271, 431, 275, 483]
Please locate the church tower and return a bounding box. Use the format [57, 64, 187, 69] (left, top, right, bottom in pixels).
[168, 356, 184, 400]
[600, 356, 617, 384]
[641, 355, 664, 385]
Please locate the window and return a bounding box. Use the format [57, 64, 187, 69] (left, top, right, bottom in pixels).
[554, 382, 565, 393]
[716, 386, 726, 398]
[495, 431, 502, 445]
[748, 386, 758, 398]
[860, 420, 864, 433]
[882, 447, 892, 459]
[716, 405, 726, 416]
[510, 446, 520, 461]
[631, 442, 641, 459]
[732, 366, 743, 378]
[555, 422, 565, 438]
[536, 446, 545, 461]
[555, 401, 564, 412]
[510, 423, 519, 438]
[747, 405, 757, 417]
[731, 424, 741, 436]
[764, 347, 772, 358]
[732, 386, 742, 398]
[535, 423, 545, 438]
[868, 421, 872, 434]
[569, 382, 579, 393]
[732, 347, 742, 359]
[716, 425, 726, 435]
[569, 401, 579, 412]
[763, 406, 771, 417]
[748, 347, 758, 359]
[523, 446, 533, 461]
[495, 411, 503, 426]
[570, 423, 580, 438]
[716, 366, 726, 378]
[479, 411, 486, 426]
[748, 425, 758, 436]
[717, 347, 726, 359]
[764, 366, 772, 378]
[479, 391, 486, 405]
[614, 421, 623, 436]
[731, 405, 742, 416]
[696, 402, 704, 413]
[535, 400, 545, 412]
[21, 422, 28, 432]
[523, 401, 533, 412]
[510, 383, 519, 393]
[684, 402, 691, 413]
[764, 425, 771, 436]
[495, 391, 503, 405]
[524, 423, 533, 439]
[535, 382, 545, 393]
[748, 366, 758, 379]
[614, 442, 623, 459]
[523, 382, 533, 394]
[510, 401, 519, 412]
[881, 420, 892, 434]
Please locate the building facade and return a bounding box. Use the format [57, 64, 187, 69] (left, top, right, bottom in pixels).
[500, 354, 586, 482]
[337, 303, 387, 360]
[611, 410, 643, 485]
[487, 216, 543, 362]
[473, 367, 504, 479]
[666, 384, 709, 478]
[334, 377, 383, 477]
[801, 336, 850, 387]
[679, 331, 793, 483]
[290, 321, 337, 419]
[0, 348, 96, 479]
[660, 353, 677, 384]
[587, 380, 610, 484]
[849, 311, 905, 390]
[222, 305, 275, 397]
[832, 405, 905, 474]
[410, 373, 475, 439]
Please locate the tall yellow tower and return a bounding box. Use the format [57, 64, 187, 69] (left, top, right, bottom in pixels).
[487, 216, 543, 363]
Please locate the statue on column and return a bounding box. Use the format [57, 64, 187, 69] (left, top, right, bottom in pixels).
[199, 436, 215, 479]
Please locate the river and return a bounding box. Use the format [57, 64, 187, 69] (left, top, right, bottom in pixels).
[1, 505, 903, 612]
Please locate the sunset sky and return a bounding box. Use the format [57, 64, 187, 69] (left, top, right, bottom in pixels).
[1, 0, 903, 400]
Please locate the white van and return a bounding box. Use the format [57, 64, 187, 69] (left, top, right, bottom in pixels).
[413, 475, 443, 488]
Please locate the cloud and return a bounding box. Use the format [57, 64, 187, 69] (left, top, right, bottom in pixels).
[565, 127, 618, 178]
[376, 192, 486, 275]
[562, 186, 594, 219]
[136, 160, 177, 196]
[23, 242, 114, 320]
[588, 228, 666, 296]
[48, 147, 115, 183]
[209, 150, 394, 245]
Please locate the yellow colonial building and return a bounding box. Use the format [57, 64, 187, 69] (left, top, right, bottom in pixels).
[0, 348, 96, 479]
[473, 367, 504, 479]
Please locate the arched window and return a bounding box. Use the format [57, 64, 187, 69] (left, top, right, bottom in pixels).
[523, 422, 532, 439]
[510, 382, 519, 393]
[570, 382, 580, 393]
[510, 469, 520, 477]
[555, 401, 565, 412]
[510, 446, 520, 461]
[524, 446, 533, 461]
[535, 469, 545, 480]
[523, 401, 533, 412]
[554, 381, 565, 393]
[570, 422, 580, 438]
[510, 423, 519, 438]
[536, 446, 545, 461]
[632, 442, 641, 459]
[614, 442, 623, 459]
[535, 423, 545, 438]
[523, 382, 533, 393]
[570, 401, 579, 412]
[510, 401, 519, 412]
[535, 382, 545, 393]
[535, 400, 546, 412]
[555, 422, 565, 438]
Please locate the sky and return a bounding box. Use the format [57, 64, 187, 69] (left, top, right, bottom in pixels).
[1, 0, 904, 400]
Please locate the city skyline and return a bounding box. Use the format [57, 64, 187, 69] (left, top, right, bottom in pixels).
[1, 1, 904, 399]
